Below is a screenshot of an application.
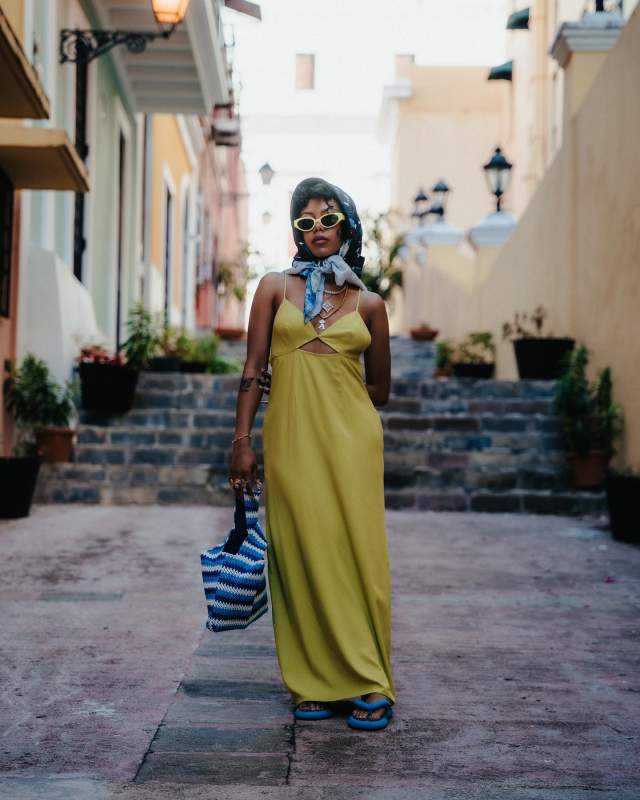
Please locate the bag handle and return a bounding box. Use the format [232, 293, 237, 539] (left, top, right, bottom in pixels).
[223, 491, 250, 555]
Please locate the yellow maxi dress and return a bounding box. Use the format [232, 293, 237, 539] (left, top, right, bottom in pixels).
[262, 272, 396, 707]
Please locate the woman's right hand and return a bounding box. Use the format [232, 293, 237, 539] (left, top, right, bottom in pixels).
[229, 439, 258, 491]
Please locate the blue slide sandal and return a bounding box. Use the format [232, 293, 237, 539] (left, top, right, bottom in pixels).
[347, 697, 394, 730]
[294, 703, 334, 720]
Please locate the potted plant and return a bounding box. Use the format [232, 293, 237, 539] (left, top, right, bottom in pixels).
[148, 325, 191, 371]
[434, 340, 455, 378]
[604, 466, 640, 544]
[410, 321, 439, 342]
[78, 303, 155, 413]
[502, 305, 575, 380]
[214, 325, 246, 341]
[553, 344, 624, 488]
[4, 354, 77, 465]
[209, 353, 242, 374]
[181, 333, 220, 373]
[452, 331, 496, 379]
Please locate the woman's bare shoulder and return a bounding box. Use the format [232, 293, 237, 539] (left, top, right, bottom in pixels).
[358, 288, 385, 314]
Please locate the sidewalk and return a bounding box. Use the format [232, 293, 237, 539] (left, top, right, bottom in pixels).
[0, 505, 638, 799]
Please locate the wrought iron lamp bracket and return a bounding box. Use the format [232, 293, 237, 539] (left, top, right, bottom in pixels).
[59, 27, 173, 65]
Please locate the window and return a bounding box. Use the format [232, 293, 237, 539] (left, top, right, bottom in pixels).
[0, 168, 14, 319]
[295, 54, 315, 90]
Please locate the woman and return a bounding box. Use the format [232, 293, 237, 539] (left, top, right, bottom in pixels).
[228, 177, 396, 730]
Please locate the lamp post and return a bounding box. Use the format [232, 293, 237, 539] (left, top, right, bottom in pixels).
[412, 180, 451, 223]
[411, 188, 430, 224]
[429, 179, 450, 219]
[482, 146, 513, 212]
[259, 162, 275, 186]
[59, 0, 191, 284]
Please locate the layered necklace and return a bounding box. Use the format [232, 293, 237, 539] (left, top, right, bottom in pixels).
[315, 284, 349, 331]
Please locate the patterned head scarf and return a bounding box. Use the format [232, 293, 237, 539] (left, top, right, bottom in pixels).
[284, 177, 367, 324]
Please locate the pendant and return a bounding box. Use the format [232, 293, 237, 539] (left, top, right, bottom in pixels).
[317, 318, 326, 331]
[321, 300, 334, 313]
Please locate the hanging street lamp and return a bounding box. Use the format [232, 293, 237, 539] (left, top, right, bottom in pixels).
[259, 162, 275, 186]
[152, 0, 191, 28]
[483, 146, 513, 212]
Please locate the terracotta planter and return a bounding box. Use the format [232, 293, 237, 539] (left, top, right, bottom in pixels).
[35, 426, 75, 463]
[452, 362, 495, 379]
[410, 327, 439, 341]
[0, 457, 40, 518]
[215, 326, 246, 340]
[566, 449, 612, 489]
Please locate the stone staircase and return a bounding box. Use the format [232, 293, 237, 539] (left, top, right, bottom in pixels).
[35, 367, 606, 517]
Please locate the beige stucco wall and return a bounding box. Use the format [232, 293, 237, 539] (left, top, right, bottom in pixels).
[391, 66, 511, 232]
[150, 115, 193, 320]
[471, 6, 640, 469]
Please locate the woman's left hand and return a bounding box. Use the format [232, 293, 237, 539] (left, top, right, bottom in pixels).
[257, 366, 271, 395]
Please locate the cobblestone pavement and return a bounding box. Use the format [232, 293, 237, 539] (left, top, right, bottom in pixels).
[0, 505, 638, 799]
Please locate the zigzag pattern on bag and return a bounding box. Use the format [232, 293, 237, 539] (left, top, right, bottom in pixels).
[200, 485, 269, 632]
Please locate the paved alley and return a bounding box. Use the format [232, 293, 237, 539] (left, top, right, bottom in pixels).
[0, 505, 638, 799]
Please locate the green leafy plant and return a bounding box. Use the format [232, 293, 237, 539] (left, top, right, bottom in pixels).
[210, 354, 242, 374]
[184, 333, 220, 367]
[3, 355, 76, 454]
[453, 331, 496, 365]
[436, 340, 455, 369]
[553, 344, 624, 457]
[120, 303, 156, 369]
[155, 326, 191, 359]
[360, 210, 404, 301]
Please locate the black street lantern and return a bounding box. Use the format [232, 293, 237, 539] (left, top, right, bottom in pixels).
[59, 0, 190, 291]
[483, 146, 513, 212]
[259, 162, 275, 186]
[430, 178, 450, 219]
[412, 188, 429, 222]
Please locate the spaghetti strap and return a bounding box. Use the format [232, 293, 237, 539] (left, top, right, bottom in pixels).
[356, 288, 361, 311]
[283, 271, 287, 300]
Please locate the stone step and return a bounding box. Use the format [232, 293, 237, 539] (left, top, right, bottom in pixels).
[384, 488, 606, 516]
[33, 465, 606, 518]
[134, 372, 558, 400]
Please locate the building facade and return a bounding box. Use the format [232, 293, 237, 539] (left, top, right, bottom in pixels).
[0, 0, 250, 453]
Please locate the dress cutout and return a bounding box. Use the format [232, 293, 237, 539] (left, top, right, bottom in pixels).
[262, 271, 396, 705]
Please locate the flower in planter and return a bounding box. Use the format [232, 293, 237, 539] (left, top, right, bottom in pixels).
[502, 306, 548, 340]
[453, 331, 496, 365]
[78, 344, 126, 367]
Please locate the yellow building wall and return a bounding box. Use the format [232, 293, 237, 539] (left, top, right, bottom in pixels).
[1, 0, 24, 41]
[392, 66, 511, 232]
[150, 115, 192, 317]
[474, 6, 640, 469]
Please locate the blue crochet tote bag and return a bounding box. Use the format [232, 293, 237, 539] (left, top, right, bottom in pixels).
[200, 481, 268, 632]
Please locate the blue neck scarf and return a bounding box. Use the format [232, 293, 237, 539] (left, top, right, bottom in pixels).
[284, 178, 367, 324]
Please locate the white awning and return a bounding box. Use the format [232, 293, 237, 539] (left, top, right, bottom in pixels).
[93, 0, 230, 113]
